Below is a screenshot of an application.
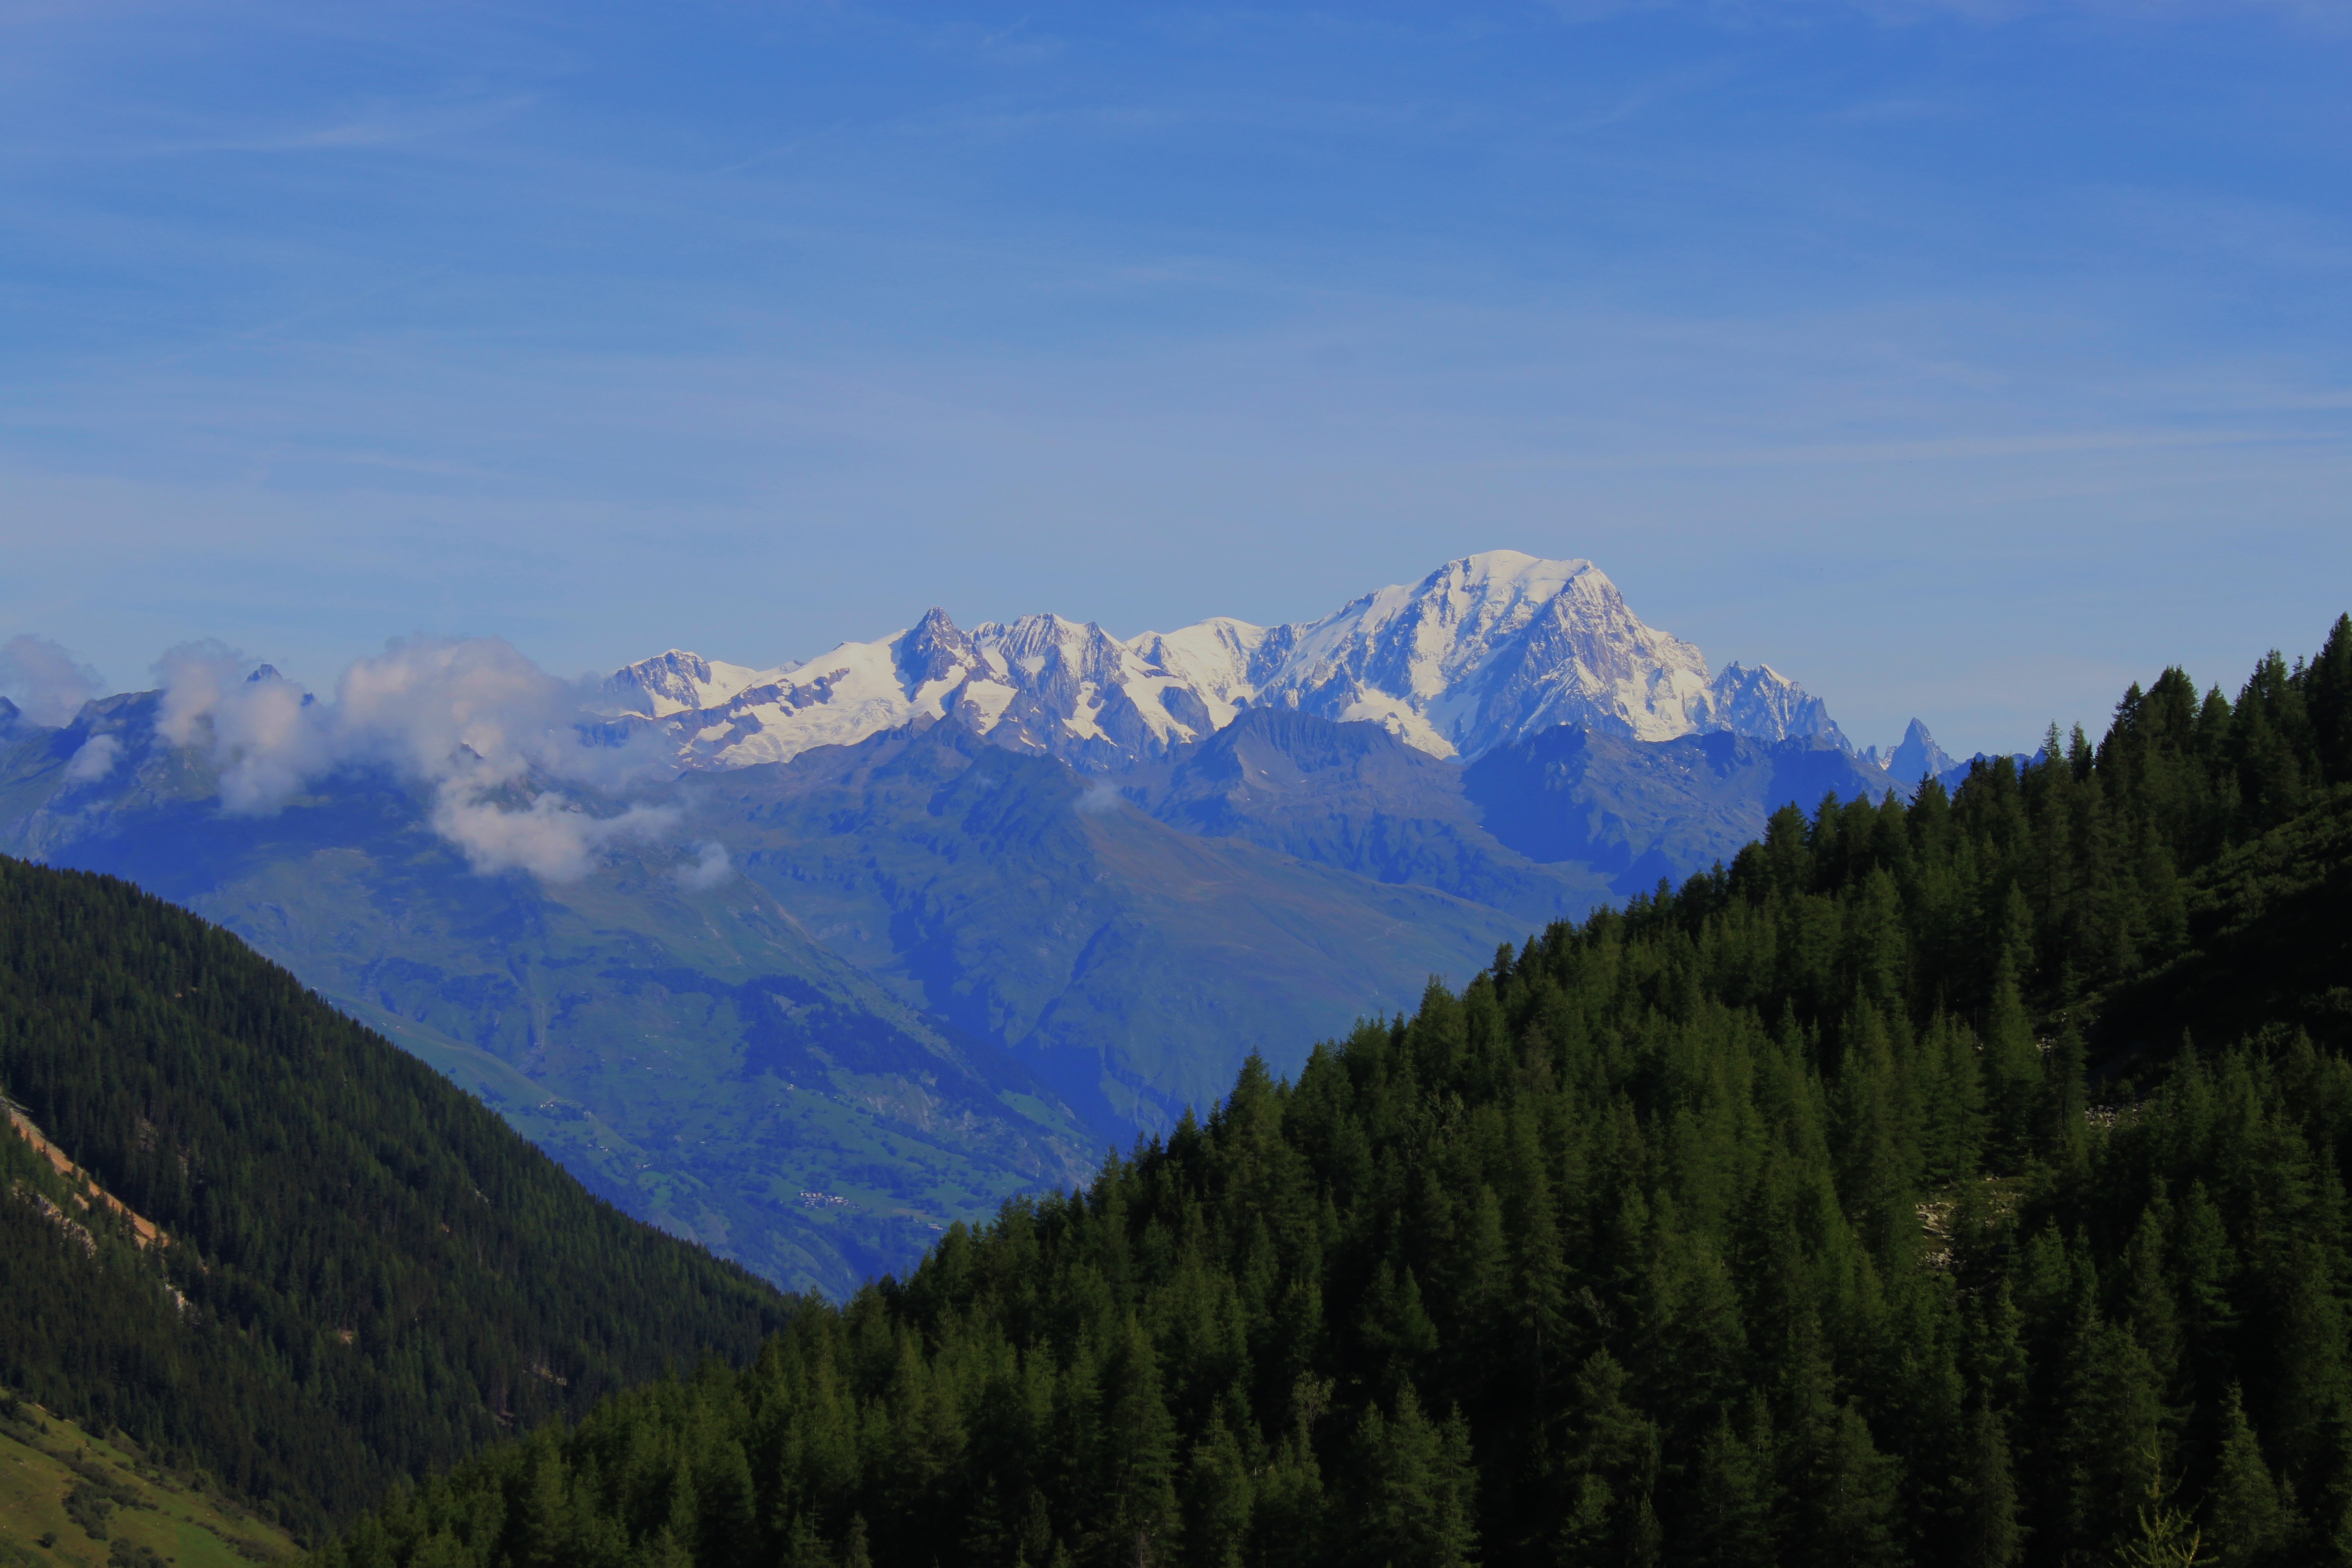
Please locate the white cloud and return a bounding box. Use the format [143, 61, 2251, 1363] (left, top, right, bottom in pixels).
[0, 635, 103, 726]
[61, 733, 120, 783]
[675, 839, 732, 890]
[150, 635, 682, 882]
[431, 789, 679, 882]
[154, 642, 336, 812]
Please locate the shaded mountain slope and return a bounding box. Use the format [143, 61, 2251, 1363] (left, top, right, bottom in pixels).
[1462, 722, 1896, 889]
[2095, 782, 2352, 1063]
[0, 686, 1896, 1297]
[1120, 707, 1612, 924]
[0, 699, 1096, 1298]
[0, 856, 793, 1542]
[1122, 707, 1892, 912]
[687, 722, 1530, 1135]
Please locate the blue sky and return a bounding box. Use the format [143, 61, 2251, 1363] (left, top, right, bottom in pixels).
[2, 1, 2347, 755]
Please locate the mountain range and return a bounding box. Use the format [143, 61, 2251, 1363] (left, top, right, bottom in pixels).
[602, 550, 1856, 772]
[304, 610, 2352, 1568]
[11, 606, 2349, 1568]
[1, 552, 1921, 1293]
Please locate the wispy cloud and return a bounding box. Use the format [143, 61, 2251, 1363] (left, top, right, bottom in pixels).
[61, 732, 120, 783]
[0, 635, 103, 725]
[0, 0, 2345, 766]
[675, 839, 732, 889]
[127, 95, 539, 159]
[150, 637, 682, 881]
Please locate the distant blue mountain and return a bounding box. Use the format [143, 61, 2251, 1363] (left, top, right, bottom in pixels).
[0, 686, 1907, 1293]
[0, 554, 1908, 1294]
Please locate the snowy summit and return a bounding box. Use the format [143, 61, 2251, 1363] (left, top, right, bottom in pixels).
[604, 550, 1854, 773]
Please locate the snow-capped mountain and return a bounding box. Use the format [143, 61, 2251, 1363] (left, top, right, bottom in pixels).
[1706, 661, 1851, 750]
[623, 608, 1221, 775]
[604, 649, 783, 718]
[1187, 553, 1718, 756]
[608, 550, 1855, 773]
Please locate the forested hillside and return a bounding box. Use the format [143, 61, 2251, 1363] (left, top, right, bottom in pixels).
[0, 859, 793, 1545]
[303, 614, 2352, 1568]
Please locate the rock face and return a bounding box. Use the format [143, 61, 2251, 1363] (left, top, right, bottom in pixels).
[1868, 718, 1960, 787]
[612, 549, 1854, 772]
[1239, 553, 1716, 756]
[603, 649, 777, 717]
[1704, 661, 1851, 749]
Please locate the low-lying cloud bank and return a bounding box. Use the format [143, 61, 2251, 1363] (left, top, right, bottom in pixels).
[126, 637, 682, 882]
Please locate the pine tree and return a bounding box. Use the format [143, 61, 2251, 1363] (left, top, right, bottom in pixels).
[1682, 1403, 1774, 1568]
[1981, 947, 2043, 1167]
[1180, 1402, 1255, 1568]
[511, 1436, 571, 1568]
[2124, 1192, 2184, 1395]
[2305, 613, 2352, 786]
[2119, 1466, 2208, 1568]
[1549, 1350, 1660, 1562]
[2058, 1315, 2169, 1560]
[1780, 1346, 1902, 1568]
[1101, 1315, 1181, 1565]
[2203, 1384, 2294, 1568]
[1951, 1405, 2021, 1568]
[1252, 1390, 1328, 1568]
[840, 1514, 873, 1568]
[1355, 1386, 1479, 1568]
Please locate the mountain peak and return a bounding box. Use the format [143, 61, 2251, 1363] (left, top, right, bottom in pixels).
[896, 608, 978, 687]
[1864, 718, 1959, 784]
[614, 552, 1852, 773]
[1431, 549, 1599, 591]
[605, 648, 775, 717]
[1702, 661, 1850, 751]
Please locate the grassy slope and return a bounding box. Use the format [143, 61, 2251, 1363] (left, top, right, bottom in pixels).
[0, 1403, 295, 1567]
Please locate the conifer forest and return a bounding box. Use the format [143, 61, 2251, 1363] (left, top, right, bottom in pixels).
[289, 623, 2352, 1568]
[0, 860, 792, 1542]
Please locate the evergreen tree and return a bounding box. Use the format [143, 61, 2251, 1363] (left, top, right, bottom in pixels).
[1353, 1387, 1479, 1568]
[2202, 1385, 2294, 1568]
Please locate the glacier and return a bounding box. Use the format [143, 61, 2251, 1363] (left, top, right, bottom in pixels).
[605, 549, 1857, 773]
